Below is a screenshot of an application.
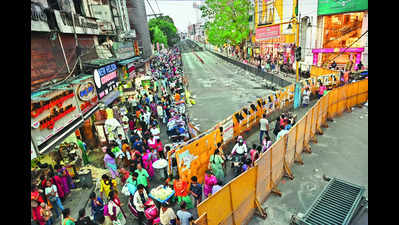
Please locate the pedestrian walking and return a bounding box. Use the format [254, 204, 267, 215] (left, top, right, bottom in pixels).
[211, 180, 223, 195]
[135, 163, 151, 190]
[203, 170, 217, 199]
[104, 147, 119, 179]
[133, 184, 149, 225]
[31, 184, 45, 225]
[259, 114, 270, 144]
[44, 180, 64, 219]
[160, 202, 177, 225]
[209, 149, 225, 182]
[76, 137, 89, 166]
[302, 86, 311, 107]
[76, 208, 96, 225]
[39, 202, 53, 225]
[61, 208, 76, 225]
[99, 174, 117, 203]
[176, 202, 195, 225]
[189, 176, 202, 206]
[89, 192, 104, 222]
[107, 191, 126, 225]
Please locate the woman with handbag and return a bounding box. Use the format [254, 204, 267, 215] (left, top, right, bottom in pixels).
[108, 191, 127, 225]
[44, 180, 64, 219]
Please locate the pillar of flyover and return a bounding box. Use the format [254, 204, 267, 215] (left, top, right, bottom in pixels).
[127, 0, 153, 59]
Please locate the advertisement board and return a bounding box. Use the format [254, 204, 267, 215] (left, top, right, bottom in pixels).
[90, 4, 113, 21]
[318, 0, 368, 16]
[127, 63, 136, 78]
[112, 42, 135, 60]
[256, 24, 280, 41]
[93, 63, 119, 100]
[31, 89, 82, 147]
[70, 76, 99, 116]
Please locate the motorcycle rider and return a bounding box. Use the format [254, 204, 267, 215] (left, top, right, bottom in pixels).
[229, 136, 248, 175]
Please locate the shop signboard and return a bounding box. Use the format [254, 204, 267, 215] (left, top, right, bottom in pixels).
[31, 140, 37, 160]
[93, 63, 119, 100]
[31, 89, 82, 148]
[318, 0, 368, 16]
[112, 42, 135, 60]
[256, 24, 280, 41]
[70, 76, 99, 116]
[127, 62, 136, 79]
[90, 4, 113, 21]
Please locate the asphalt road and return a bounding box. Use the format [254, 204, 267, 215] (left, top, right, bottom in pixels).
[182, 49, 274, 132]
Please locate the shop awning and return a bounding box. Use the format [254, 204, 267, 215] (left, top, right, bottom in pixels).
[118, 56, 141, 65]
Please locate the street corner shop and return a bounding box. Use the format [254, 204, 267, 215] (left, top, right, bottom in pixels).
[30, 54, 152, 185]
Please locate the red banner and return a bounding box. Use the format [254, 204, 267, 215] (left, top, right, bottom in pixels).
[256, 25, 280, 41]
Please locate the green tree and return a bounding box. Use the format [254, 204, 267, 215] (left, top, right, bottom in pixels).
[201, 0, 252, 57]
[148, 17, 179, 46]
[149, 25, 168, 48]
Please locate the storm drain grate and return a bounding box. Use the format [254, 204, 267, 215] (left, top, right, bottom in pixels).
[301, 178, 365, 225]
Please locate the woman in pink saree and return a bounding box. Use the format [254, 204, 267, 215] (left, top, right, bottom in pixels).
[104, 147, 119, 179]
[142, 149, 155, 177]
[204, 170, 217, 198]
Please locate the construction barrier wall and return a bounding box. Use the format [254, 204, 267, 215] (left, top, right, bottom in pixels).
[192, 78, 367, 225]
[172, 73, 344, 186]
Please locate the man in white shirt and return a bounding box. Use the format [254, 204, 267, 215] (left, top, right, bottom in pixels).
[150, 125, 161, 140]
[133, 184, 149, 225]
[259, 114, 269, 144]
[230, 138, 247, 162]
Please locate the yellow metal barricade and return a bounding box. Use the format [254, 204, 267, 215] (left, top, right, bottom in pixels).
[357, 79, 368, 104]
[255, 149, 272, 203]
[285, 125, 297, 167]
[197, 184, 233, 225]
[271, 137, 285, 186]
[327, 88, 338, 119]
[336, 85, 347, 115]
[310, 101, 319, 138]
[295, 116, 307, 158]
[230, 167, 257, 224]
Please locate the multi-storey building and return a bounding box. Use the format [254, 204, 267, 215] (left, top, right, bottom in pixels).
[31, 0, 151, 158]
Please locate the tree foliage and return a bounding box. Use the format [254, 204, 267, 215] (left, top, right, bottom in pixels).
[149, 25, 168, 48]
[201, 0, 252, 47]
[148, 16, 179, 47]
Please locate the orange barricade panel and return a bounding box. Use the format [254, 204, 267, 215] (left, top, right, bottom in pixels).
[322, 94, 329, 124]
[304, 109, 312, 146]
[271, 138, 285, 184]
[327, 89, 338, 119]
[357, 79, 368, 104]
[310, 104, 317, 138]
[295, 116, 306, 156]
[255, 149, 271, 203]
[286, 125, 297, 167]
[316, 98, 324, 130]
[230, 167, 257, 224]
[197, 185, 233, 225]
[336, 85, 347, 115]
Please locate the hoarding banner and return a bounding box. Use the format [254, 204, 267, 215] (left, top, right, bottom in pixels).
[31, 89, 82, 147]
[93, 63, 119, 100]
[318, 0, 368, 15]
[256, 25, 280, 40]
[71, 76, 99, 116]
[112, 42, 135, 60]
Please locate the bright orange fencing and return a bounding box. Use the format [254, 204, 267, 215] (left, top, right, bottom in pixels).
[193, 78, 368, 225]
